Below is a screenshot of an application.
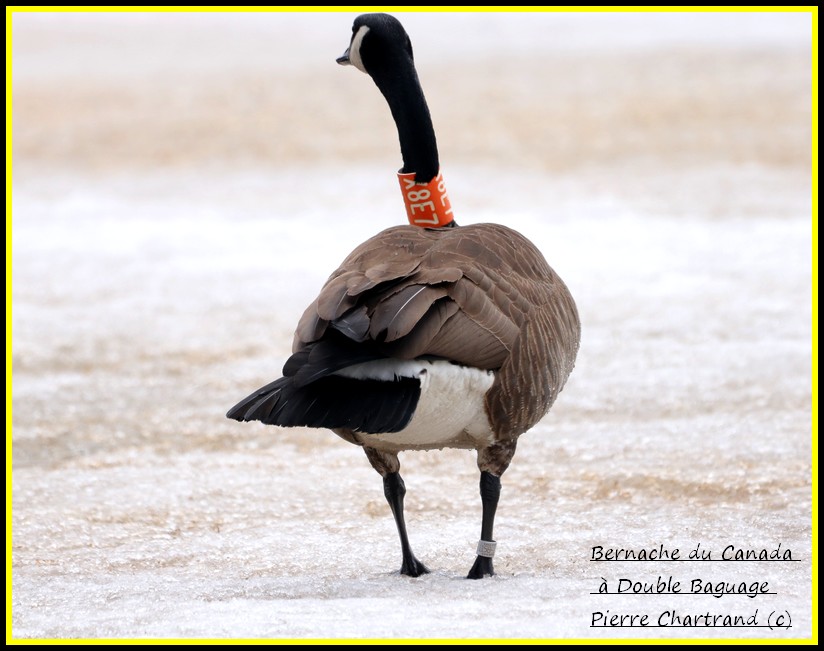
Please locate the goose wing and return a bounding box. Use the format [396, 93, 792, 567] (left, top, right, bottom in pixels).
[293, 223, 580, 434]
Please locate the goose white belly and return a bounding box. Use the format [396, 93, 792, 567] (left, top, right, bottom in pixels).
[336, 360, 496, 452]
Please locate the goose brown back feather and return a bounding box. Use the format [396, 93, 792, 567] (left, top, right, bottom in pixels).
[293, 222, 581, 439]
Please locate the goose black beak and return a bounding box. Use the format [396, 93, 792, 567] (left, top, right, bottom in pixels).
[336, 49, 351, 65]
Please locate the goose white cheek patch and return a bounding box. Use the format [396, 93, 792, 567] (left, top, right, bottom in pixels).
[349, 25, 369, 73]
[398, 170, 454, 227]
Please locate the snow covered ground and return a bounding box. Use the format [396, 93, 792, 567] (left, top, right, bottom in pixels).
[10, 10, 814, 641]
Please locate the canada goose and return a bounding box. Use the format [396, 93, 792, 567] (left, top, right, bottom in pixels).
[227, 13, 580, 579]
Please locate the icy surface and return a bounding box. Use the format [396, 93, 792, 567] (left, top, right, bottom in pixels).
[11, 10, 813, 641]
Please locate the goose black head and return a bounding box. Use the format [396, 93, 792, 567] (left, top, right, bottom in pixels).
[337, 13, 415, 76]
[336, 13, 441, 187]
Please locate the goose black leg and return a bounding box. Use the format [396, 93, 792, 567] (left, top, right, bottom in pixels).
[384, 472, 429, 577]
[467, 471, 501, 579]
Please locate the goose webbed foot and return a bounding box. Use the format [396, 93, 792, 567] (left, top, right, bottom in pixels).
[401, 555, 430, 577]
[467, 555, 494, 579]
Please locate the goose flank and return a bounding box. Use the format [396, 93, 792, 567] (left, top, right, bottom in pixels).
[227, 13, 581, 579]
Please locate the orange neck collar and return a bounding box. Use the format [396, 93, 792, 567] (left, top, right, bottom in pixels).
[398, 170, 454, 227]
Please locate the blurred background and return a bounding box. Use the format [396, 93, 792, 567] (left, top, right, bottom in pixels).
[11, 10, 813, 640]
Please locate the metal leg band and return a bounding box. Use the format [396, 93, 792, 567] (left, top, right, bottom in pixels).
[476, 539, 497, 558]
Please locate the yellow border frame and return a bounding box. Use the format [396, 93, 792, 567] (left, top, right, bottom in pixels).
[811, 4, 820, 647]
[5, 5, 818, 646]
[1, 5, 820, 11]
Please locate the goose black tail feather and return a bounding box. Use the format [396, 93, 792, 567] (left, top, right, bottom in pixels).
[226, 374, 421, 434]
[284, 339, 384, 388]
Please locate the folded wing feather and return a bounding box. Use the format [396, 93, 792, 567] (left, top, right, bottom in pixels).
[235, 223, 580, 438]
[292, 224, 580, 434]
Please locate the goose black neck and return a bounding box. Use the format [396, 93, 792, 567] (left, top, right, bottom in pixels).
[371, 62, 440, 184]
